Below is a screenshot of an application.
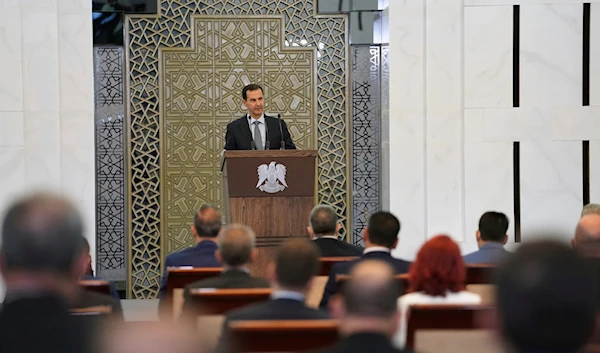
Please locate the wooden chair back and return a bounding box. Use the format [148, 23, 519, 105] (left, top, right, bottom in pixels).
[405, 304, 495, 350]
[70, 305, 113, 316]
[187, 288, 272, 316]
[228, 320, 339, 353]
[166, 267, 223, 318]
[465, 264, 496, 284]
[79, 279, 111, 295]
[318, 257, 358, 276]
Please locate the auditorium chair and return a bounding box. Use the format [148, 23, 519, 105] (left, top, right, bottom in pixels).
[70, 305, 113, 316]
[465, 265, 497, 304]
[306, 257, 358, 308]
[79, 279, 111, 296]
[228, 319, 339, 353]
[166, 267, 223, 319]
[405, 304, 499, 353]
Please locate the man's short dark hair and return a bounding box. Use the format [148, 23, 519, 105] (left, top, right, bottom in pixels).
[309, 205, 337, 236]
[275, 239, 320, 290]
[218, 225, 255, 267]
[496, 240, 598, 352]
[478, 211, 509, 242]
[193, 204, 221, 238]
[1, 193, 85, 276]
[242, 84, 263, 100]
[367, 212, 400, 248]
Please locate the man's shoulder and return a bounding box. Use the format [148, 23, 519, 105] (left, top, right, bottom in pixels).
[225, 300, 270, 321]
[227, 116, 248, 128]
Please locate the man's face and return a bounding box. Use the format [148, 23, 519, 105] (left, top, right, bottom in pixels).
[243, 89, 264, 118]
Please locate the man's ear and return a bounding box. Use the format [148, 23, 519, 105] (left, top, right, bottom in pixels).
[215, 250, 223, 265]
[362, 228, 369, 243]
[250, 249, 258, 263]
[335, 223, 342, 235]
[476, 231, 482, 242]
[329, 294, 345, 318]
[190, 225, 197, 237]
[391, 238, 399, 250]
[503, 235, 508, 245]
[307, 226, 314, 239]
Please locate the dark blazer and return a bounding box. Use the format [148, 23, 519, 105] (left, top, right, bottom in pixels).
[159, 240, 221, 298]
[313, 332, 412, 353]
[319, 251, 411, 309]
[219, 297, 331, 353]
[81, 274, 120, 300]
[224, 115, 296, 150]
[314, 237, 363, 257]
[182, 269, 270, 313]
[73, 290, 124, 321]
[0, 294, 100, 353]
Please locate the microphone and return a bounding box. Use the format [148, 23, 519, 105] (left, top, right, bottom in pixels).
[278, 113, 285, 150]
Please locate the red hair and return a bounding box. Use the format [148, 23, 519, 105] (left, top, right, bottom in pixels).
[408, 235, 466, 296]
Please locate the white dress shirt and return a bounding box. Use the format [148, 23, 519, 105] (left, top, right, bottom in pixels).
[247, 113, 266, 149]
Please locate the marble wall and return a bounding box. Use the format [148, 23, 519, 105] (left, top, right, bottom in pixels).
[388, 0, 600, 260]
[0, 0, 95, 279]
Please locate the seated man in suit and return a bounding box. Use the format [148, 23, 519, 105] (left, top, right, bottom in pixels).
[224, 83, 296, 150]
[218, 239, 330, 351]
[308, 205, 362, 257]
[159, 204, 222, 299]
[80, 237, 120, 300]
[496, 240, 598, 353]
[0, 193, 102, 353]
[463, 211, 511, 264]
[181, 224, 269, 312]
[319, 212, 410, 310]
[317, 260, 407, 353]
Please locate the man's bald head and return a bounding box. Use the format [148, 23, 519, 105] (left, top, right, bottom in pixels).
[1, 192, 85, 276]
[573, 214, 600, 257]
[217, 224, 256, 267]
[193, 204, 221, 239]
[342, 260, 400, 318]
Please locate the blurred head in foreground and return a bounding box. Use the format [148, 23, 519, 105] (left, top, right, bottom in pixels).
[496, 240, 598, 353]
[217, 224, 257, 269]
[268, 238, 320, 294]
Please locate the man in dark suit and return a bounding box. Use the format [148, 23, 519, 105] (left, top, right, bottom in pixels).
[319, 212, 410, 310]
[218, 239, 330, 352]
[496, 240, 598, 353]
[315, 260, 409, 353]
[308, 205, 362, 257]
[80, 237, 120, 300]
[463, 211, 511, 264]
[224, 84, 296, 150]
[181, 224, 269, 313]
[0, 193, 102, 353]
[158, 204, 222, 299]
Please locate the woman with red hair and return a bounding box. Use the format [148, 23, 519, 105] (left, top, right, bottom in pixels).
[393, 235, 481, 348]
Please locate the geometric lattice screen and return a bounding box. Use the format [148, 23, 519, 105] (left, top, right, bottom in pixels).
[161, 17, 316, 255]
[93, 47, 127, 282]
[126, 0, 348, 298]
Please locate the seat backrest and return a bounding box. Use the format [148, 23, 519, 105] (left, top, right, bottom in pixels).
[70, 305, 113, 316]
[187, 288, 273, 316]
[79, 279, 111, 295]
[228, 320, 339, 353]
[166, 267, 223, 319]
[318, 257, 358, 276]
[336, 274, 409, 295]
[465, 265, 497, 284]
[405, 304, 495, 350]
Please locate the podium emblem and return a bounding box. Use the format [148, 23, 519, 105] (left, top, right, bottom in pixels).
[257, 161, 288, 193]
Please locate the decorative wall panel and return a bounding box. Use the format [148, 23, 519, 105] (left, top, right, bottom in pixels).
[93, 47, 126, 282]
[126, 0, 348, 298]
[351, 46, 381, 246]
[161, 18, 316, 254]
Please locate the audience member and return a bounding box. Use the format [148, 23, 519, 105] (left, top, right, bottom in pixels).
[218, 239, 329, 352]
[496, 240, 598, 353]
[0, 193, 102, 353]
[181, 224, 269, 313]
[159, 204, 222, 299]
[319, 212, 410, 309]
[317, 260, 408, 353]
[463, 211, 511, 264]
[393, 235, 481, 348]
[308, 205, 362, 257]
[573, 213, 600, 258]
[582, 203, 600, 217]
[80, 237, 120, 300]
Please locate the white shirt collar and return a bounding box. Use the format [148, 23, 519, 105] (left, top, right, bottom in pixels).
[363, 246, 391, 254]
[247, 113, 265, 125]
[315, 235, 338, 240]
[271, 290, 305, 302]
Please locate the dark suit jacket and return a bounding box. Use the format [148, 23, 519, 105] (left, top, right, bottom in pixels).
[313, 332, 412, 353]
[319, 251, 411, 309]
[224, 115, 296, 150]
[159, 240, 221, 298]
[73, 289, 124, 321]
[314, 237, 363, 257]
[219, 297, 330, 353]
[0, 293, 100, 353]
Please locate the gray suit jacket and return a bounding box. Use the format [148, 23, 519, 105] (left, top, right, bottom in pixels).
[463, 242, 511, 265]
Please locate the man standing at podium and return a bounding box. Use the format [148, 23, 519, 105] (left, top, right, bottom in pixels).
[224, 84, 296, 150]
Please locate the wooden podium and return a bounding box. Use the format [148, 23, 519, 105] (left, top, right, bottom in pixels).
[222, 150, 318, 276]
